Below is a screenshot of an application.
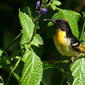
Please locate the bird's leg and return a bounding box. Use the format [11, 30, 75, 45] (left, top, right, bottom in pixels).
[71, 53, 85, 63]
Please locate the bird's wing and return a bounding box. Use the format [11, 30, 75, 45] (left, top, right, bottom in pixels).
[71, 35, 81, 52]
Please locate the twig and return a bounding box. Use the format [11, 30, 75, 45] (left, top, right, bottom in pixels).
[5, 58, 21, 85]
[5, 33, 21, 51]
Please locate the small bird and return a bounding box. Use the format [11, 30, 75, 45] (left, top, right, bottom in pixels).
[44, 19, 85, 60]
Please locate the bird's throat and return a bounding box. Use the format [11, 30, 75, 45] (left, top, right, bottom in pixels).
[56, 29, 66, 44]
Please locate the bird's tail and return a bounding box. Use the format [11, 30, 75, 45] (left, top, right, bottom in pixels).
[79, 44, 85, 53]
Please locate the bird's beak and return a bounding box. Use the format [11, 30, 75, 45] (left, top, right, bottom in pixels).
[44, 19, 56, 24]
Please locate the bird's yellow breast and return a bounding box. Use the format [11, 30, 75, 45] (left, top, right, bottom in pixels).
[53, 28, 79, 56]
[56, 29, 66, 44]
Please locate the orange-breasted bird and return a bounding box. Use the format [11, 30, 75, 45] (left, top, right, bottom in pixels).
[44, 19, 85, 58]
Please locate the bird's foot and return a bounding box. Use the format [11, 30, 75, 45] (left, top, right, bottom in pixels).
[71, 53, 85, 63]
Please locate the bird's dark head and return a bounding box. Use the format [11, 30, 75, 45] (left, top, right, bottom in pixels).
[44, 19, 70, 31]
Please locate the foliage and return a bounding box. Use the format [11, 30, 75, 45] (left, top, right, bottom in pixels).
[68, 58, 85, 85]
[19, 10, 43, 85]
[48, 9, 80, 38]
[0, 0, 85, 85]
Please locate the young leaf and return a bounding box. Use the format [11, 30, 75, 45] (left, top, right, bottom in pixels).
[0, 50, 3, 56]
[68, 58, 85, 85]
[21, 49, 43, 85]
[31, 34, 43, 47]
[50, 0, 61, 10]
[52, 0, 61, 6]
[48, 9, 80, 38]
[50, 4, 57, 11]
[21, 49, 31, 63]
[81, 32, 85, 41]
[19, 10, 35, 45]
[0, 75, 4, 85]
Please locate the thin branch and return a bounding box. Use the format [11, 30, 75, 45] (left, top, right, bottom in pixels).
[5, 33, 21, 51]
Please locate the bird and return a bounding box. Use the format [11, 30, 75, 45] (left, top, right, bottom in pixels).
[44, 19, 85, 61]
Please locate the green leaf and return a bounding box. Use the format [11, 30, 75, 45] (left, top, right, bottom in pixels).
[0, 75, 4, 85]
[81, 32, 85, 41]
[21, 49, 31, 63]
[21, 49, 43, 85]
[68, 58, 85, 85]
[31, 34, 43, 47]
[19, 10, 35, 45]
[27, 7, 32, 18]
[0, 50, 3, 56]
[48, 9, 80, 38]
[50, 4, 57, 11]
[82, 12, 85, 20]
[13, 72, 20, 84]
[50, 0, 61, 10]
[52, 0, 61, 6]
[81, 41, 85, 46]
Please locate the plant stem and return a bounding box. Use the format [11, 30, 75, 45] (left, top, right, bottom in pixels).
[43, 59, 69, 71]
[80, 21, 85, 40]
[60, 69, 66, 85]
[5, 33, 21, 51]
[34, 13, 42, 22]
[47, 0, 52, 7]
[5, 58, 21, 85]
[26, 14, 42, 45]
